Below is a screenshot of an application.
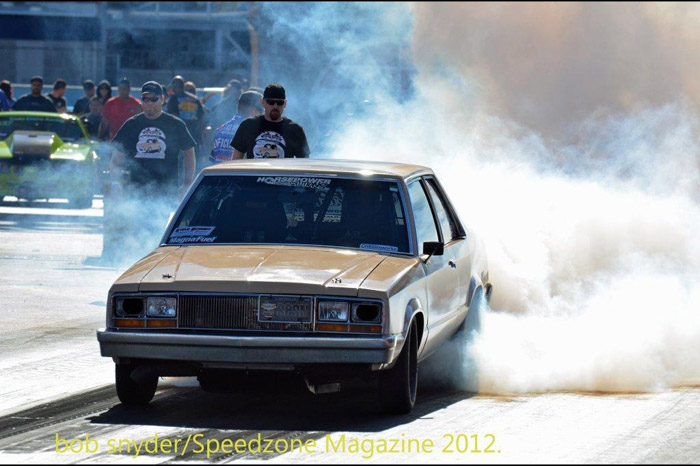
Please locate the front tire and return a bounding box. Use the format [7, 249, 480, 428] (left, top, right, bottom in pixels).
[115, 363, 158, 405]
[379, 321, 418, 414]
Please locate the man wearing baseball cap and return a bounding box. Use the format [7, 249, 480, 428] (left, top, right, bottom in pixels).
[72, 80, 96, 116]
[230, 83, 310, 159]
[109, 80, 196, 200]
[11, 76, 56, 112]
[104, 81, 196, 263]
[209, 90, 263, 164]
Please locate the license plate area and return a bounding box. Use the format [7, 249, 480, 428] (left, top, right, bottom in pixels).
[258, 295, 313, 323]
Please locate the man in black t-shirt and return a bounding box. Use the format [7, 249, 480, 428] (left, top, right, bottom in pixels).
[231, 83, 310, 159]
[110, 81, 196, 199]
[103, 81, 196, 264]
[166, 76, 206, 143]
[166, 75, 207, 172]
[46, 79, 68, 113]
[73, 80, 95, 116]
[11, 76, 56, 112]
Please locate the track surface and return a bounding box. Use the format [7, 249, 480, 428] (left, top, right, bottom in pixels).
[1, 199, 699, 463]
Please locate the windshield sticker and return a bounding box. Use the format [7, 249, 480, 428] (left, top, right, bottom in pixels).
[170, 226, 216, 238]
[360, 244, 399, 253]
[169, 236, 218, 244]
[257, 176, 331, 189]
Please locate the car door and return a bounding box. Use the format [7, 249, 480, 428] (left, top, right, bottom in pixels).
[406, 179, 459, 357]
[423, 176, 473, 309]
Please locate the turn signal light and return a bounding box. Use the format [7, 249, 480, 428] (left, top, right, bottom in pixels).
[349, 324, 382, 334]
[114, 319, 145, 328]
[316, 323, 348, 333]
[146, 319, 177, 328]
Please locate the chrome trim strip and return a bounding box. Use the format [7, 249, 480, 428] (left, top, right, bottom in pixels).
[97, 329, 401, 349]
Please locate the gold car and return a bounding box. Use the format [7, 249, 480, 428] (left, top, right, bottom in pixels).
[97, 159, 491, 414]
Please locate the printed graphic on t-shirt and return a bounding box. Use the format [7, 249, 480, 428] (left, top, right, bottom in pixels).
[210, 115, 244, 164]
[253, 131, 285, 159]
[178, 100, 199, 121]
[135, 127, 167, 159]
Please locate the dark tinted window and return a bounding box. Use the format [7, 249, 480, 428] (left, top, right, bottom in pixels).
[168, 176, 410, 253]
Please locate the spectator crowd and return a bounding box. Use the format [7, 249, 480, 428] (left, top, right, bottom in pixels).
[1, 74, 312, 266]
[0, 74, 265, 169]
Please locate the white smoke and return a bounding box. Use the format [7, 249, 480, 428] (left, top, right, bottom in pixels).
[257, 3, 700, 393]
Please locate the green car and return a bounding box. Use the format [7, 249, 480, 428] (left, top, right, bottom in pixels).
[0, 111, 99, 208]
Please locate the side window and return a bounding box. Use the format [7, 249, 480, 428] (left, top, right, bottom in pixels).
[407, 181, 439, 247]
[424, 178, 458, 242]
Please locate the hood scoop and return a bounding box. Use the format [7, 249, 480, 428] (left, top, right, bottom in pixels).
[10, 131, 54, 160]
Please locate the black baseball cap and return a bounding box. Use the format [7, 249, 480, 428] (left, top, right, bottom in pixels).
[263, 83, 286, 100]
[141, 81, 163, 96]
[118, 77, 130, 86]
[239, 90, 263, 110]
[83, 80, 95, 90]
[30, 76, 43, 84]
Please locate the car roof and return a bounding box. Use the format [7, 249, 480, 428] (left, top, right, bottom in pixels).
[203, 158, 433, 180]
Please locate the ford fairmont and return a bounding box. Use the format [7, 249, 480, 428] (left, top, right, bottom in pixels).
[97, 159, 491, 414]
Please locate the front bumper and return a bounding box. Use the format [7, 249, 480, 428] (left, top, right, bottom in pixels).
[96, 329, 403, 365]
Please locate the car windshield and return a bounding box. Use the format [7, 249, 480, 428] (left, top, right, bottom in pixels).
[0, 115, 85, 142]
[167, 175, 411, 253]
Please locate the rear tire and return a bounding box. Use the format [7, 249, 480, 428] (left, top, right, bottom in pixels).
[115, 363, 158, 405]
[450, 287, 485, 392]
[379, 321, 418, 414]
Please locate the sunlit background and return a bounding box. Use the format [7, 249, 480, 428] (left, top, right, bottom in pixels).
[3, 2, 699, 394]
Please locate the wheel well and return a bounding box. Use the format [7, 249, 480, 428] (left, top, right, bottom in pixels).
[468, 282, 483, 307]
[413, 312, 424, 347]
[473, 285, 484, 307]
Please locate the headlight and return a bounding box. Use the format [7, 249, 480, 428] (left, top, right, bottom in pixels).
[351, 302, 381, 323]
[115, 297, 144, 317]
[146, 297, 177, 317]
[318, 301, 349, 322]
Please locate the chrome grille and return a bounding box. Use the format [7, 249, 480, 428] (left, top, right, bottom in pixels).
[178, 295, 313, 332]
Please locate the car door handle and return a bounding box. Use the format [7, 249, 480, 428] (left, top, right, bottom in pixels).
[448, 260, 457, 268]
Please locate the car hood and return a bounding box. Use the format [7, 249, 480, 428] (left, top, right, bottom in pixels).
[111, 245, 416, 297]
[0, 132, 90, 161]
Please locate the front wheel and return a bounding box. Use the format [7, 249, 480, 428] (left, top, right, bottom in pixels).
[379, 321, 418, 414]
[115, 363, 158, 405]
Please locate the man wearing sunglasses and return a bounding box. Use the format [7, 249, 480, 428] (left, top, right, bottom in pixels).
[230, 83, 310, 159]
[103, 81, 197, 264]
[109, 81, 196, 200]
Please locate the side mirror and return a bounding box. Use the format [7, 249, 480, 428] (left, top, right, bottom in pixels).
[422, 241, 444, 256]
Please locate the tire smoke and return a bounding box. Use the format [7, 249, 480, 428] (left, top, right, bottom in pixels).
[272, 3, 700, 393]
